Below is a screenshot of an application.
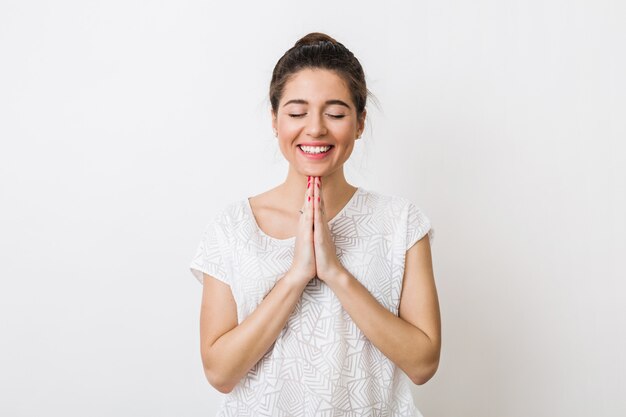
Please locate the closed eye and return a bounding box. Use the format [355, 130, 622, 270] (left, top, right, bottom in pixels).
[288, 113, 345, 119]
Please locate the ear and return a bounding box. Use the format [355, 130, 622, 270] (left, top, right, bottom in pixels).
[271, 108, 278, 136]
[356, 109, 367, 139]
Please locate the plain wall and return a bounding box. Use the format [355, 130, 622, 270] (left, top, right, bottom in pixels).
[1, 1, 624, 416]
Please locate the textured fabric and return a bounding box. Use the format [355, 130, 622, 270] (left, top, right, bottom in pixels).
[189, 187, 433, 417]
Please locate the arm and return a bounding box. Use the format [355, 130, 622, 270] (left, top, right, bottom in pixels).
[199, 177, 318, 393]
[311, 177, 441, 384]
[324, 235, 441, 385]
[199, 272, 308, 393]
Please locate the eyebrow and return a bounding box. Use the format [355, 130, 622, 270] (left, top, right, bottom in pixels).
[282, 99, 352, 109]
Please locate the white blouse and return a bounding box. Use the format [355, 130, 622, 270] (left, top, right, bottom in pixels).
[190, 187, 433, 416]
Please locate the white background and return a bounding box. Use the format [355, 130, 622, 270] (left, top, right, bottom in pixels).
[1, 1, 624, 416]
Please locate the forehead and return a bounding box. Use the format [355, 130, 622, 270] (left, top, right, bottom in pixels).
[281, 68, 352, 104]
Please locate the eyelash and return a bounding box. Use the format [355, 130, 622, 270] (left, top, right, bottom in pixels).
[288, 113, 345, 119]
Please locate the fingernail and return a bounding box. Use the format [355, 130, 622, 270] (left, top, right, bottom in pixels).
[308, 196, 311, 201]
[318, 197, 320, 202]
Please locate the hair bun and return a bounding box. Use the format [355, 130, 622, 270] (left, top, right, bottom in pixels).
[294, 32, 338, 47]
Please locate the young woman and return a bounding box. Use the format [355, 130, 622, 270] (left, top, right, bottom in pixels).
[190, 32, 440, 416]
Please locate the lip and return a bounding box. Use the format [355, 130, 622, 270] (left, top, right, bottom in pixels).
[298, 142, 334, 147]
[297, 144, 334, 160]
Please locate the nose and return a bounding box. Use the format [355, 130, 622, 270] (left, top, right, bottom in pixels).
[306, 113, 328, 137]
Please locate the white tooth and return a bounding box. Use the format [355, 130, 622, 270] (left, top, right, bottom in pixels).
[301, 145, 331, 154]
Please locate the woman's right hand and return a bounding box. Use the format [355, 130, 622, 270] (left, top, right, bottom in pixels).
[200, 177, 317, 391]
[285, 176, 317, 287]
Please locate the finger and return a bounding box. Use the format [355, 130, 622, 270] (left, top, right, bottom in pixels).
[300, 176, 308, 218]
[303, 176, 313, 225]
[313, 176, 323, 227]
[318, 177, 325, 217]
[317, 176, 325, 219]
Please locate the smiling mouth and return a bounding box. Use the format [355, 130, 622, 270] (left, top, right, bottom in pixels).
[298, 145, 334, 154]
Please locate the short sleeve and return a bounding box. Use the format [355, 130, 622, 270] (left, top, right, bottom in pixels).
[189, 214, 230, 286]
[405, 202, 434, 251]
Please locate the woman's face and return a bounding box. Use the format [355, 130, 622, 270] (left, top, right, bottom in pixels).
[272, 68, 365, 178]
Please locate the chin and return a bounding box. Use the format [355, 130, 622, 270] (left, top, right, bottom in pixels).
[298, 167, 328, 178]
[291, 160, 341, 179]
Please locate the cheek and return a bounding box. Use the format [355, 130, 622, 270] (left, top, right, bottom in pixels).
[335, 122, 358, 140]
[277, 118, 301, 137]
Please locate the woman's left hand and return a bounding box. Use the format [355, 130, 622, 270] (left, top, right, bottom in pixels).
[312, 176, 347, 283]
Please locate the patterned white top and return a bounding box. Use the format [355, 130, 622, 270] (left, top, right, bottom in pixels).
[189, 187, 434, 417]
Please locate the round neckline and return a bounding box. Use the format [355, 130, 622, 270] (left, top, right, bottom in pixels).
[244, 187, 362, 244]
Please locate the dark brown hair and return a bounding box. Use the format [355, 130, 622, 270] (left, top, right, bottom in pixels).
[269, 32, 370, 122]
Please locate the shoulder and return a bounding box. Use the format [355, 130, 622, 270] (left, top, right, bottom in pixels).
[201, 197, 250, 237]
[210, 196, 250, 221]
[358, 187, 422, 217]
[360, 187, 433, 244]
